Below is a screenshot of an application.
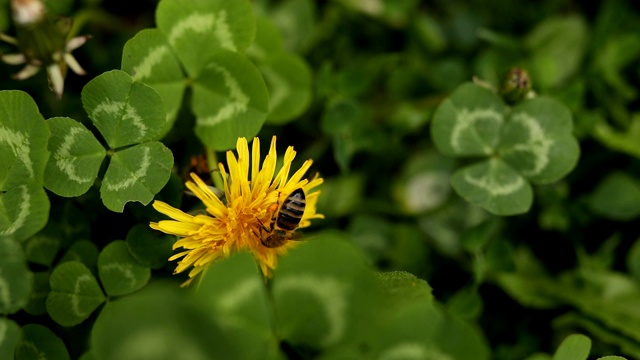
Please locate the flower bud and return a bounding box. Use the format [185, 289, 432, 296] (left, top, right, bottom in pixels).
[500, 68, 532, 104]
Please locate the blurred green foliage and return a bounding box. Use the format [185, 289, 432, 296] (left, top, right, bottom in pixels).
[1, 0, 640, 359]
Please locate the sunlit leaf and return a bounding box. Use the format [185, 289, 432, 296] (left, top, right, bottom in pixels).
[551, 334, 591, 360]
[555, 313, 640, 359]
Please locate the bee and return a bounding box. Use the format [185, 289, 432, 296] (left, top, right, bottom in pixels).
[257, 188, 306, 248]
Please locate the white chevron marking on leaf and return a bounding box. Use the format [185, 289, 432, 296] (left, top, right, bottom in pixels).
[101, 262, 136, 289]
[451, 108, 503, 154]
[0, 274, 10, 310]
[217, 277, 261, 312]
[104, 146, 151, 191]
[464, 161, 525, 196]
[169, 13, 215, 46]
[507, 113, 554, 176]
[71, 274, 96, 316]
[93, 99, 147, 139]
[168, 11, 235, 51]
[0, 126, 33, 178]
[199, 64, 249, 126]
[275, 275, 347, 347]
[379, 343, 453, 360]
[0, 185, 30, 236]
[261, 66, 288, 111]
[133, 46, 170, 80]
[55, 127, 93, 183]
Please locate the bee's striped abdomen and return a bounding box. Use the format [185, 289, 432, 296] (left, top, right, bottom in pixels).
[276, 188, 306, 231]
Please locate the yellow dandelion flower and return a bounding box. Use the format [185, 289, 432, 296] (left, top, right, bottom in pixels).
[150, 136, 324, 286]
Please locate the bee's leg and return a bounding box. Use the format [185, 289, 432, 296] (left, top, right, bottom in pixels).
[256, 217, 271, 232]
[269, 194, 281, 223]
[252, 219, 269, 247]
[258, 191, 282, 237]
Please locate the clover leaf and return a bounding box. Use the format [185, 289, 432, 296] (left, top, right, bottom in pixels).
[121, 0, 273, 151]
[155, 0, 255, 77]
[431, 82, 579, 215]
[46, 261, 105, 327]
[0, 91, 50, 241]
[79, 70, 174, 212]
[44, 117, 106, 197]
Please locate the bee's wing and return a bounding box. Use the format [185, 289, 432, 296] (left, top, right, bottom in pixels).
[289, 231, 320, 242]
[290, 231, 304, 241]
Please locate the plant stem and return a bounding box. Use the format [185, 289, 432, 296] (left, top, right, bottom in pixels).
[206, 146, 225, 191]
